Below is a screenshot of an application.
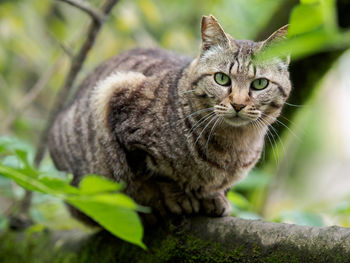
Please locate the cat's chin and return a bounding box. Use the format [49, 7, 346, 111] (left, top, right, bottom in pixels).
[222, 116, 252, 127]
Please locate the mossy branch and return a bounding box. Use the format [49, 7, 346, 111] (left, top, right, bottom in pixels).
[2, 216, 350, 262]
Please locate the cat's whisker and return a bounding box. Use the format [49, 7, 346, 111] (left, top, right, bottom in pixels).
[189, 111, 215, 131]
[254, 118, 279, 164]
[251, 121, 266, 162]
[250, 121, 266, 161]
[285, 102, 304, 108]
[187, 112, 215, 138]
[217, 111, 229, 115]
[246, 111, 260, 116]
[214, 111, 228, 115]
[278, 114, 297, 126]
[259, 116, 286, 156]
[205, 116, 222, 153]
[183, 107, 214, 121]
[194, 115, 218, 145]
[253, 122, 266, 161]
[265, 130, 278, 164]
[258, 118, 280, 161]
[240, 112, 260, 121]
[260, 112, 300, 141]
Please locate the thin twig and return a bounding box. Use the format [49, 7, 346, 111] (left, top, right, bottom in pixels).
[58, 42, 75, 58]
[46, 23, 88, 59]
[34, 0, 119, 167]
[9, 0, 120, 227]
[55, 0, 106, 24]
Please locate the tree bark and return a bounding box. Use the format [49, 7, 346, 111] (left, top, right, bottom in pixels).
[1, 216, 350, 263]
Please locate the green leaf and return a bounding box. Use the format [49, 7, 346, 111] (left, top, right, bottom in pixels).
[14, 149, 30, 166]
[69, 193, 136, 209]
[289, 0, 337, 37]
[39, 177, 79, 195]
[288, 4, 323, 36]
[256, 28, 349, 61]
[79, 175, 123, 194]
[14, 150, 38, 178]
[68, 192, 150, 213]
[0, 137, 37, 179]
[66, 198, 146, 249]
[0, 164, 56, 194]
[0, 136, 33, 156]
[0, 164, 147, 248]
[301, 0, 319, 4]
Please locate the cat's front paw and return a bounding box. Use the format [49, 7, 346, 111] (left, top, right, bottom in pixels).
[201, 192, 231, 217]
[164, 193, 200, 215]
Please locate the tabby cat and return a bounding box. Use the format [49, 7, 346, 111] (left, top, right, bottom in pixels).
[48, 15, 291, 223]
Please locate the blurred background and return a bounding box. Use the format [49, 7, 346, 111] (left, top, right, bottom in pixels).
[1, 0, 350, 231]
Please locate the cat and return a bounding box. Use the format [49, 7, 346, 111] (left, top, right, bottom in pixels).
[48, 15, 291, 224]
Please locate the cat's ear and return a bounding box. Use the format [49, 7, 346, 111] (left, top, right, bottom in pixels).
[260, 25, 290, 65]
[201, 15, 230, 52]
[263, 24, 289, 46]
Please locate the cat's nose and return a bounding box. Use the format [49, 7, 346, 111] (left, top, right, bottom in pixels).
[231, 103, 246, 112]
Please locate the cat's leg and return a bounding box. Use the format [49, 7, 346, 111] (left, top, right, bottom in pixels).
[158, 182, 201, 215]
[200, 191, 231, 217]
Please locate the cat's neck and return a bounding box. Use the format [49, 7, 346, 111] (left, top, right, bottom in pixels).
[213, 123, 266, 152]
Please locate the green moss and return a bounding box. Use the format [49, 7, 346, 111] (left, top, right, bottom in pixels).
[1, 228, 350, 263]
[48, 228, 247, 263]
[116, 231, 245, 263]
[0, 229, 79, 263]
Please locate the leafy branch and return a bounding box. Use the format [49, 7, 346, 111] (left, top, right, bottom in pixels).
[0, 137, 148, 248]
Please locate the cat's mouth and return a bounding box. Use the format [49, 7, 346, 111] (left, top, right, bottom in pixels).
[222, 115, 252, 127]
[214, 106, 260, 127]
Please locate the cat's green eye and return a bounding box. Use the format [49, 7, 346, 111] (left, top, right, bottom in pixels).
[214, 72, 231, 86]
[251, 78, 269, 90]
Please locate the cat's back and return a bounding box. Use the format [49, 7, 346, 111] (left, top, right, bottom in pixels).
[49, 47, 192, 177]
[74, 48, 192, 97]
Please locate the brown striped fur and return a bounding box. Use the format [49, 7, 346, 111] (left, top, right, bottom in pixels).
[48, 15, 291, 223]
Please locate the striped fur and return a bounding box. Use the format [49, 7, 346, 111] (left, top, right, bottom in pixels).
[48, 16, 291, 222]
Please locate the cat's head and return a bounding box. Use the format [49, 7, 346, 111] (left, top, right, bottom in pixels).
[190, 15, 291, 128]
